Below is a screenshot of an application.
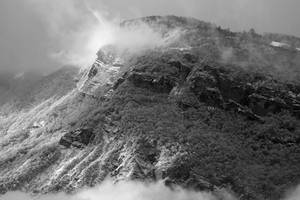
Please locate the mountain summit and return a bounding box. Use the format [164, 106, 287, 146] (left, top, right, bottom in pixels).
[0, 16, 300, 200]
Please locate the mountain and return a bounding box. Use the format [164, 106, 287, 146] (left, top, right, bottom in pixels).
[0, 16, 300, 200]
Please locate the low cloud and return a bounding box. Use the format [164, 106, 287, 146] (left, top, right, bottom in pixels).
[1, 180, 231, 200]
[2, 181, 299, 200]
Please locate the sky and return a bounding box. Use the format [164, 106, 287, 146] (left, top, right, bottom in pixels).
[0, 0, 300, 73]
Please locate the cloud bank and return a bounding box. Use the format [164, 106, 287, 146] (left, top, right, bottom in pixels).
[1, 180, 231, 200]
[2, 180, 299, 200]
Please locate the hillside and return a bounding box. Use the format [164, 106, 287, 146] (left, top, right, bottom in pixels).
[0, 16, 299, 200]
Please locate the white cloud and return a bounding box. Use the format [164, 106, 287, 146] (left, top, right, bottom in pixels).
[1, 180, 233, 200]
[26, 0, 180, 68]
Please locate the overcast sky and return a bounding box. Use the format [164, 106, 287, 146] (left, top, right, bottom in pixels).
[1, 0, 300, 72]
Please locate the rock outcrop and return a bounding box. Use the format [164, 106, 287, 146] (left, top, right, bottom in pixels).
[126, 58, 300, 122]
[59, 128, 96, 149]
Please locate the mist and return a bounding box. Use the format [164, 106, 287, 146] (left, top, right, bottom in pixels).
[26, 0, 179, 69]
[0, 180, 233, 200]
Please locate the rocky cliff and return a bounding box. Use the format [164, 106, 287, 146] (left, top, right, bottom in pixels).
[0, 16, 299, 200]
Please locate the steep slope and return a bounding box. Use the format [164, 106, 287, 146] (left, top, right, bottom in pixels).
[0, 16, 299, 200]
[0, 66, 79, 148]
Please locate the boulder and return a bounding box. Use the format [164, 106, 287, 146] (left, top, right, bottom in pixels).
[59, 128, 96, 149]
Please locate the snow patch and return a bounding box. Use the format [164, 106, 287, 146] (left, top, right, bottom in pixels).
[32, 121, 46, 129]
[270, 41, 290, 48]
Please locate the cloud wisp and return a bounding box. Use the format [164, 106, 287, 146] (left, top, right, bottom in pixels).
[26, 0, 176, 68]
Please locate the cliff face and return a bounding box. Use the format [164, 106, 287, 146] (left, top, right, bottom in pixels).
[0, 16, 300, 200]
